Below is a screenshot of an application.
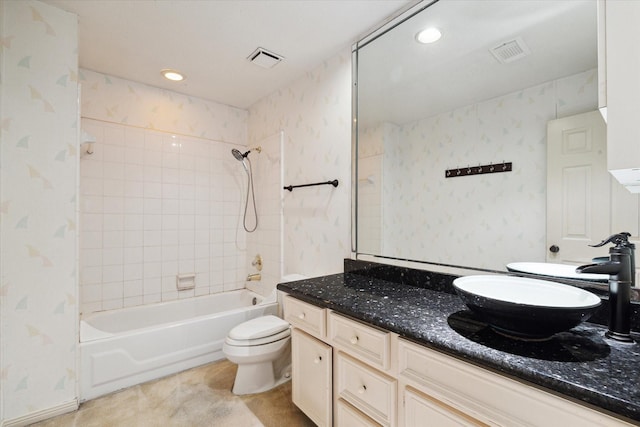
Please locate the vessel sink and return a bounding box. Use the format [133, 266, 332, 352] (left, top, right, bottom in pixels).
[452, 275, 602, 340]
[506, 262, 608, 282]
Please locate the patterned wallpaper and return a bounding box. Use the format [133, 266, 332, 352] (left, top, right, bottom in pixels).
[0, 0, 78, 422]
[248, 51, 352, 278]
[376, 70, 598, 269]
[80, 69, 247, 144]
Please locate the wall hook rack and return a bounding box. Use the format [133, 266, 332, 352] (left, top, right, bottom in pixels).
[284, 179, 339, 192]
[445, 162, 512, 178]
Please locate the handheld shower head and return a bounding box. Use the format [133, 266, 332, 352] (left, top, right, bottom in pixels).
[231, 148, 246, 161]
[231, 148, 249, 172]
[231, 147, 258, 232]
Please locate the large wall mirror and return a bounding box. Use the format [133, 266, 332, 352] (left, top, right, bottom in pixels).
[354, 0, 640, 273]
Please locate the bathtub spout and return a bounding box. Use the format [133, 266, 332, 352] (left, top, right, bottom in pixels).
[247, 273, 261, 281]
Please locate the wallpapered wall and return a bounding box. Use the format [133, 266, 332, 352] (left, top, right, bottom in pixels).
[248, 51, 352, 278]
[80, 69, 247, 144]
[0, 0, 79, 422]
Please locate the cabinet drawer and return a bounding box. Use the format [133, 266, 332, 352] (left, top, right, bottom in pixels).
[336, 398, 382, 427]
[401, 386, 487, 427]
[283, 295, 326, 338]
[398, 339, 635, 427]
[336, 352, 396, 427]
[329, 311, 390, 370]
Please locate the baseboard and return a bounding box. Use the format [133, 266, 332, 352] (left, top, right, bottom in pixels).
[1, 399, 78, 427]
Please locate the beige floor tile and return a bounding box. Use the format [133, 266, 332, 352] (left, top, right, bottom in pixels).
[30, 360, 312, 427]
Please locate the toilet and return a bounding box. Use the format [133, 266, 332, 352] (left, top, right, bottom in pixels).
[223, 314, 291, 395]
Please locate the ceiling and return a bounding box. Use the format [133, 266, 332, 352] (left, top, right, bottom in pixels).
[43, 0, 413, 110]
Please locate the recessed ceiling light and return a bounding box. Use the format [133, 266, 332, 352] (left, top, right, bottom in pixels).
[415, 27, 442, 44]
[161, 69, 185, 81]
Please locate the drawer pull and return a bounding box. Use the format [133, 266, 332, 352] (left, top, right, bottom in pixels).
[350, 335, 359, 345]
[358, 385, 367, 394]
[298, 312, 306, 320]
[314, 356, 322, 364]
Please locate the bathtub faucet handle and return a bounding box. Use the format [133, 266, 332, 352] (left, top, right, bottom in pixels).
[252, 254, 263, 271]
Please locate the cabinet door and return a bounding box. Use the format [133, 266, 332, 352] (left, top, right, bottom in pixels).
[291, 328, 332, 427]
[605, 0, 640, 176]
[401, 386, 487, 427]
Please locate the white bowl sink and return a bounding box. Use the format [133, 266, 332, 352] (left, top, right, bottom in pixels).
[506, 262, 608, 282]
[452, 275, 602, 339]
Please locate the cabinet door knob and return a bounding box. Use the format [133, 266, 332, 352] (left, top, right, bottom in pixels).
[358, 385, 367, 394]
[350, 335, 359, 345]
[313, 356, 322, 364]
[298, 312, 306, 320]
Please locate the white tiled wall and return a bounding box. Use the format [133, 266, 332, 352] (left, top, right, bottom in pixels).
[79, 119, 248, 314]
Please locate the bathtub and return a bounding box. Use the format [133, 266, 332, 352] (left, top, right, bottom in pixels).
[79, 289, 277, 401]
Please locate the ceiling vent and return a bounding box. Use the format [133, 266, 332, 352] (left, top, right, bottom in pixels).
[490, 37, 530, 64]
[247, 47, 283, 69]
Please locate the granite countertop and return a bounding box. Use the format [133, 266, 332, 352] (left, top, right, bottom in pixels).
[277, 270, 640, 424]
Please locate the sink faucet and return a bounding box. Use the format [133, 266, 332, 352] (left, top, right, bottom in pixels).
[576, 232, 635, 343]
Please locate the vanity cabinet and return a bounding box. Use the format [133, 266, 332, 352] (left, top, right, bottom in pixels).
[397, 339, 636, 426]
[329, 311, 397, 426]
[285, 295, 332, 426]
[291, 328, 332, 427]
[599, 0, 640, 188]
[283, 294, 635, 426]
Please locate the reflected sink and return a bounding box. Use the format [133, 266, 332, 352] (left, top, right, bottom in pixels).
[506, 262, 608, 282]
[452, 275, 602, 340]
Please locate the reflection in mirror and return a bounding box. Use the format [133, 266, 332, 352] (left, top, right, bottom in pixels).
[354, 0, 638, 273]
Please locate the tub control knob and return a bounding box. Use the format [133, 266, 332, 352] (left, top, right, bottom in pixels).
[350, 336, 359, 345]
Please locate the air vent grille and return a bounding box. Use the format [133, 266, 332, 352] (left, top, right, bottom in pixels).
[248, 47, 283, 69]
[490, 37, 530, 64]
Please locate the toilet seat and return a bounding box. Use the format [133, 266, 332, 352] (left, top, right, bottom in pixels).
[225, 315, 290, 346]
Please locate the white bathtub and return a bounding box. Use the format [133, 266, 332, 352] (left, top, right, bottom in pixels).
[79, 289, 277, 401]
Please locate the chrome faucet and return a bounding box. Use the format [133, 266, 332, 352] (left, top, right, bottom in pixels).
[576, 232, 635, 343]
[246, 273, 261, 281]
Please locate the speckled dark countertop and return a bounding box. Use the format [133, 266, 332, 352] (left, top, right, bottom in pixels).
[277, 260, 640, 424]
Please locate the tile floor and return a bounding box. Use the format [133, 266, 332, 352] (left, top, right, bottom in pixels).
[32, 360, 315, 427]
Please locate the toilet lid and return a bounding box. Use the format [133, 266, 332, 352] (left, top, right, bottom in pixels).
[228, 315, 289, 340]
[225, 328, 290, 347]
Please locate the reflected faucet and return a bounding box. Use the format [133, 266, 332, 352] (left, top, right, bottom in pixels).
[576, 232, 635, 343]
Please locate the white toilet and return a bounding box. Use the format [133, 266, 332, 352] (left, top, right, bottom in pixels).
[223, 314, 291, 395]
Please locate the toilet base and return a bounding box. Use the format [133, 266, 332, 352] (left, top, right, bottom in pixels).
[228, 339, 291, 395]
[231, 361, 291, 395]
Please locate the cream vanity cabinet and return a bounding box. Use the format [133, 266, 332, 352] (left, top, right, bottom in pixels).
[599, 0, 640, 188]
[284, 295, 332, 426]
[283, 294, 634, 427]
[397, 339, 635, 427]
